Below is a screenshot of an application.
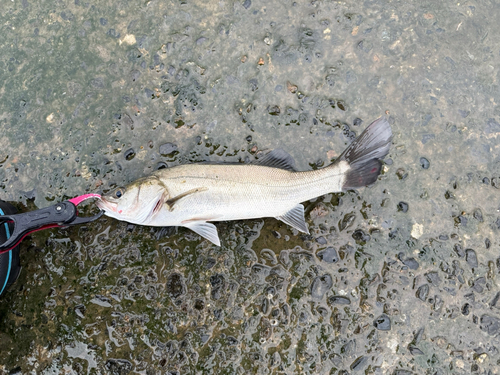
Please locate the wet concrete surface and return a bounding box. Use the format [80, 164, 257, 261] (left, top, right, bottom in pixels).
[1, 0, 500, 374]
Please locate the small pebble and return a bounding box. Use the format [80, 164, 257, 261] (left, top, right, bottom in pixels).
[350, 356, 367, 371]
[317, 247, 339, 263]
[200, 334, 210, 344]
[490, 292, 500, 308]
[107, 29, 120, 38]
[420, 157, 430, 169]
[472, 277, 485, 293]
[462, 303, 470, 316]
[426, 271, 441, 286]
[341, 340, 355, 355]
[402, 257, 419, 270]
[458, 109, 470, 118]
[473, 209, 483, 222]
[316, 236, 327, 244]
[352, 229, 371, 243]
[444, 190, 455, 199]
[454, 244, 465, 257]
[456, 215, 467, 226]
[329, 295, 351, 305]
[373, 314, 391, 330]
[156, 162, 168, 170]
[408, 346, 424, 355]
[205, 258, 216, 270]
[287, 81, 298, 93]
[194, 299, 204, 310]
[144, 88, 155, 98]
[339, 213, 356, 231]
[466, 249, 478, 268]
[480, 315, 500, 336]
[166, 273, 185, 298]
[416, 284, 429, 301]
[261, 298, 269, 314]
[397, 202, 409, 212]
[213, 309, 223, 320]
[159, 142, 178, 156]
[396, 168, 408, 180]
[336, 100, 346, 111]
[196, 37, 207, 45]
[310, 274, 333, 299]
[124, 148, 135, 161]
[353, 117, 363, 126]
[267, 105, 280, 115]
[421, 134, 435, 144]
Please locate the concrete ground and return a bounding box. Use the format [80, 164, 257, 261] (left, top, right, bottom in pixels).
[1, 0, 500, 374]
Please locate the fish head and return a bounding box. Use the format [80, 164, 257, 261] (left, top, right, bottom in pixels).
[97, 176, 167, 224]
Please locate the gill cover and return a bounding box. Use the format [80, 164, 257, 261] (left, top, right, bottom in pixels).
[98, 176, 168, 224]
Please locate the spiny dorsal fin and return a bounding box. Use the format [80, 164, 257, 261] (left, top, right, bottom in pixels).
[252, 149, 297, 171]
[276, 204, 309, 234]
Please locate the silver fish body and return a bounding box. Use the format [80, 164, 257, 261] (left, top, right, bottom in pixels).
[97, 117, 392, 245]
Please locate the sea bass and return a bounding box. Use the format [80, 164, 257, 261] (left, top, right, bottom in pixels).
[97, 117, 392, 246]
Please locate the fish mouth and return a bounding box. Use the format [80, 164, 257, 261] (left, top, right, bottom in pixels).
[95, 190, 165, 224]
[96, 199, 118, 214]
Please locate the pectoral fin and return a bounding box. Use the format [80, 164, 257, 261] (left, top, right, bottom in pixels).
[183, 221, 221, 246]
[166, 187, 208, 211]
[276, 204, 309, 234]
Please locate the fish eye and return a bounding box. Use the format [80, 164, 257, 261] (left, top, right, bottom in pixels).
[114, 187, 126, 199]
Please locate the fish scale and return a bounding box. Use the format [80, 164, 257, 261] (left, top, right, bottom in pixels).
[151, 162, 349, 222]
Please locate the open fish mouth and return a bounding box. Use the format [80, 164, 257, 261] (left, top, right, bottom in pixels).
[96, 191, 165, 225]
[96, 199, 118, 214]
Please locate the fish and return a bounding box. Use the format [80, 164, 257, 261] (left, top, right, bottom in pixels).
[97, 117, 392, 246]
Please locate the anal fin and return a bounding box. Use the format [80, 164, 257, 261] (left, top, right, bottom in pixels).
[183, 221, 221, 246]
[276, 204, 309, 234]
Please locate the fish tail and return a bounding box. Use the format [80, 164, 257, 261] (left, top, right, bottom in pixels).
[338, 117, 393, 189]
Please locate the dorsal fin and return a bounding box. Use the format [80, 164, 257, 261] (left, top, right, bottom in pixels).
[252, 149, 297, 171]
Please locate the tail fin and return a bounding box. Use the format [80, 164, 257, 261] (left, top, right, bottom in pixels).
[339, 117, 393, 189]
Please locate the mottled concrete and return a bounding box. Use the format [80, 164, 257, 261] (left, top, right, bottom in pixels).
[1, 0, 500, 374]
